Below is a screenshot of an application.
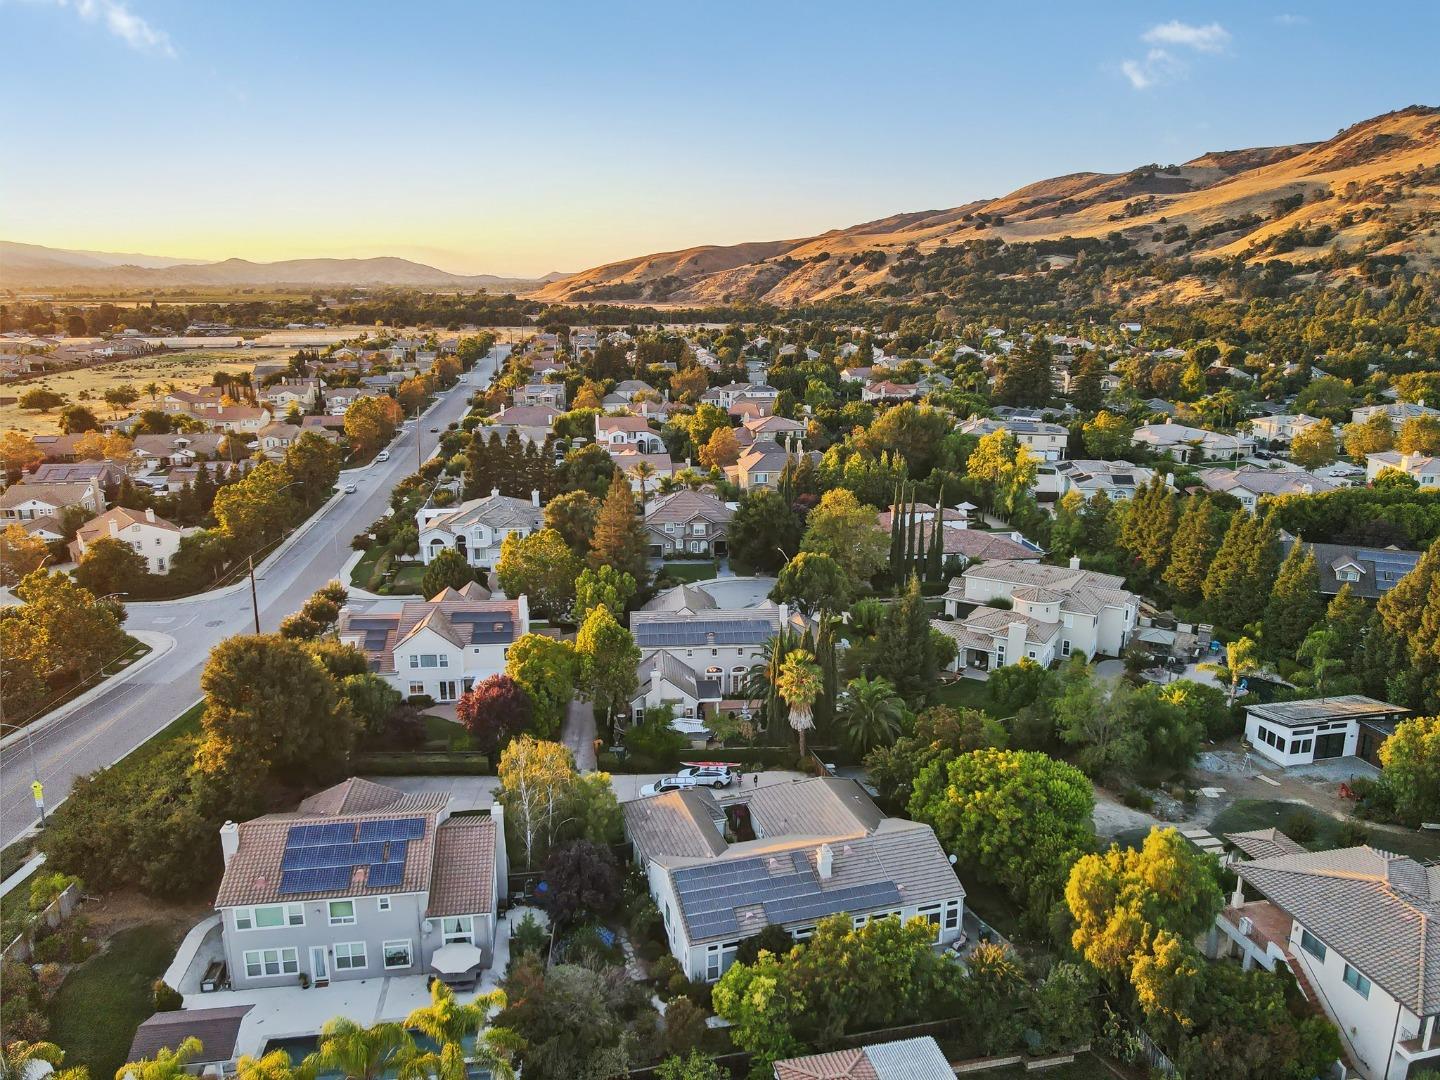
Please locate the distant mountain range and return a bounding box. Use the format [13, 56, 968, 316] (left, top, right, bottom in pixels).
[0, 241, 564, 292]
[535, 105, 1440, 305]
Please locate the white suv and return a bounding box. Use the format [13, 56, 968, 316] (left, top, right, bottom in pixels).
[639, 776, 703, 797]
[675, 765, 734, 788]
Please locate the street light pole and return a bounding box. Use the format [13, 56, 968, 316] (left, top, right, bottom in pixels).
[249, 554, 260, 634]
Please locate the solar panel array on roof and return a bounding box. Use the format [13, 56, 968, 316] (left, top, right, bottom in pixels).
[634, 619, 774, 648]
[671, 850, 902, 941]
[276, 817, 423, 896]
[448, 611, 516, 644]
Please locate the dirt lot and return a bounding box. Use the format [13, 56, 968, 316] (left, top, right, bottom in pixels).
[3, 349, 291, 435]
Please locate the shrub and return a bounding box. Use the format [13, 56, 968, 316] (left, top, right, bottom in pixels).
[1121, 786, 1155, 811]
[1281, 808, 1317, 843]
[652, 953, 684, 991]
[154, 979, 183, 1010]
[1337, 821, 1371, 847]
[406, 694, 436, 708]
[734, 923, 795, 965]
[510, 911, 549, 962]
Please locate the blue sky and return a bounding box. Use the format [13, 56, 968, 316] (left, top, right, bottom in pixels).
[3, 1, 1437, 276]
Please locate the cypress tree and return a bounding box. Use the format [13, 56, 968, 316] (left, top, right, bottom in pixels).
[1264, 542, 1324, 654]
[1164, 497, 1221, 603]
[926, 482, 945, 583]
[889, 481, 904, 579]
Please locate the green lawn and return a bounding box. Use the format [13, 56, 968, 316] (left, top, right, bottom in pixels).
[349, 544, 385, 589]
[49, 923, 183, 1079]
[1210, 798, 1440, 861]
[933, 678, 996, 714]
[391, 564, 428, 594]
[660, 561, 718, 583]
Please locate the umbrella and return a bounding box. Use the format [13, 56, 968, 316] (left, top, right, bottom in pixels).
[430, 942, 483, 975]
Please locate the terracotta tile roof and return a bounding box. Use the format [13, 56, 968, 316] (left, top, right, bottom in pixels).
[775, 1038, 953, 1080]
[1226, 828, 1307, 861]
[75, 507, 182, 546]
[775, 1047, 876, 1080]
[426, 816, 496, 918]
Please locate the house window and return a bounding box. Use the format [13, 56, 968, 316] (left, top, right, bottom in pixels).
[409, 681, 425, 695]
[944, 900, 960, 931]
[328, 900, 356, 926]
[377, 896, 391, 913]
[918, 903, 943, 942]
[333, 941, 367, 971]
[442, 916, 475, 945]
[1299, 928, 1326, 962]
[243, 947, 299, 978]
[235, 904, 304, 931]
[1061, 640, 1071, 656]
[382, 940, 413, 969]
[790, 925, 816, 942]
[1341, 964, 1370, 998]
[665, 522, 677, 533]
[705, 945, 722, 981]
[1291, 739, 1312, 756]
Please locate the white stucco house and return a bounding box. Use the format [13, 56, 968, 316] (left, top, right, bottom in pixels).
[69, 506, 190, 574]
[416, 490, 544, 568]
[595, 414, 666, 454]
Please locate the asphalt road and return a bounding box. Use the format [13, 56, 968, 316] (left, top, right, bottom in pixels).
[0, 346, 507, 846]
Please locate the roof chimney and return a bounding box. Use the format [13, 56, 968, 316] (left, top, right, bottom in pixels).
[145, 507, 156, 523]
[491, 487, 500, 498]
[1069, 555, 1081, 570]
[220, 820, 239, 865]
[531, 489, 541, 508]
[108, 518, 120, 537]
[816, 843, 833, 881]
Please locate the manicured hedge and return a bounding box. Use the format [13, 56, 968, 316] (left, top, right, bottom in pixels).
[353, 751, 490, 775]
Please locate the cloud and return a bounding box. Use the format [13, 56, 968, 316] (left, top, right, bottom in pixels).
[1120, 20, 1230, 89]
[1273, 13, 1308, 26]
[28, 0, 176, 56]
[1141, 20, 1231, 54]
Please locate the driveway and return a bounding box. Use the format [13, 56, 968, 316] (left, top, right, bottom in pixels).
[0, 347, 507, 846]
[561, 697, 597, 771]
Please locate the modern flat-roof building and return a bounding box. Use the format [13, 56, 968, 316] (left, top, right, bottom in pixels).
[1244, 695, 1408, 768]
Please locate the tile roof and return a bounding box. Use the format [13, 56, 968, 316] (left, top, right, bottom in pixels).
[426, 815, 496, 918]
[641, 583, 720, 613]
[1282, 539, 1421, 599]
[775, 1047, 876, 1080]
[963, 605, 1061, 643]
[1226, 828, 1307, 861]
[338, 595, 523, 674]
[127, 1006, 253, 1065]
[623, 788, 730, 860]
[776, 1038, 955, 1080]
[421, 494, 543, 535]
[0, 481, 98, 509]
[75, 507, 182, 546]
[1238, 846, 1440, 1015]
[645, 489, 734, 526]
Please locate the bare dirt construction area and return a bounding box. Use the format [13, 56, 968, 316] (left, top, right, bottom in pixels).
[3, 349, 291, 435]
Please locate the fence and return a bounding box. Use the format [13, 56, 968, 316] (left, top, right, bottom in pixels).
[2, 882, 82, 964]
[1134, 1026, 1178, 1077]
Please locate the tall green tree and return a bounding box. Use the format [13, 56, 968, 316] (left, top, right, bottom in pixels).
[1202, 511, 1279, 629]
[421, 549, 473, 597]
[776, 649, 823, 756]
[505, 633, 577, 738]
[588, 470, 649, 586]
[868, 575, 937, 706]
[496, 529, 581, 619]
[574, 605, 639, 735]
[1164, 497, 1223, 603]
[727, 488, 803, 573]
[836, 675, 906, 754]
[1263, 543, 1324, 654]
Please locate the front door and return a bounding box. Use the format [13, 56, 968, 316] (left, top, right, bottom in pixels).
[438, 680, 458, 702]
[1314, 732, 1346, 760]
[310, 946, 329, 986]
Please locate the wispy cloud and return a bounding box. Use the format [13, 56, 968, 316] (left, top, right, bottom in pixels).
[27, 0, 176, 57]
[1142, 20, 1231, 53]
[1273, 13, 1308, 26]
[1120, 20, 1230, 90]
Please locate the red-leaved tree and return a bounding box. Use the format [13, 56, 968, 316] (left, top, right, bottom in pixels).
[455, 674, 533, 759]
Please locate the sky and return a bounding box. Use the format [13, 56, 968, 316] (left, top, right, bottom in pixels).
[3, 1, 1438, 277]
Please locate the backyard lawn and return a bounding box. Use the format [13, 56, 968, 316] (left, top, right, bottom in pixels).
[1209, 798, 1440, 861]
[659, 560, 718, 583]
[49, 922, 184, 1079]
[932, 678, 996, 714]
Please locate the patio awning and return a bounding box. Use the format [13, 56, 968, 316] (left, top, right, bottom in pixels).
[430, 943, 483, 975]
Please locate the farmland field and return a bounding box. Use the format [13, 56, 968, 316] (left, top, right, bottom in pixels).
[2, 348, 292, 435]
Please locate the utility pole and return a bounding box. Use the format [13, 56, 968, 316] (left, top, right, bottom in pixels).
[249, 553, 260, 634]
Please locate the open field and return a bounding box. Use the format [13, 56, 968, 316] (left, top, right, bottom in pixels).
[2, 349, 291, 435]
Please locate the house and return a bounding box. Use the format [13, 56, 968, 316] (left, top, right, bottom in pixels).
[738, 414, 806, 448]
[938, 558, 1138, 669]
[514, 382, 566, 409]
[630, 603, 793, 696]
[70, 507, 188, 574]
[259, 379, 322, 413]
[487, 405, 561, 447]
[725, 442, 807, 492]
[28, 460, 128, 490]
[1248, 413, 1330, 446]
[609, 449, 677, 494]
[1243, 695, 1407, 769]
[611, 379, 656, 402]
[702, 382, 778, 410]
[213, 778, 506, 991]
[1210, 845, 1440, 1080]
[959, 415, 1069, 462]
[131, 433, 224, 468]
[644, 489, 733, 557]
[416, 490, 543, 568]
[1282, 538, 1421, 599]
[337, 584, 527, 703]
[595, 414, 665, 454]
[1036, 459, 1166, 502]
[204, 406, 272, 433]
[773, 1038, 955, 1080]
[0, 476, 105, 525]
[629, 651, 724, 732]
[1366, 450, 1440, 488]
[622, 777, 965, 982]
[126, 1006, 254, 1074]
[1132, 421, 1252, 460]
[861, 380, 921, 402]
[839, 366, 874, 384]
[1352, 401, 1440, 426]
[325, 387, 379, 415]
[1197, 466, 1336, 510]
[255, 422, 303, 455]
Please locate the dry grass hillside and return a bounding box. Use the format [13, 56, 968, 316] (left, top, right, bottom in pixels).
[537, 106, 1440, 306]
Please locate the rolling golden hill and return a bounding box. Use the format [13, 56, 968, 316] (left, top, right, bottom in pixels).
[537, 106, 1440, 306]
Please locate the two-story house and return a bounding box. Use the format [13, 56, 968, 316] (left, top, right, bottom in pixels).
[1197, 466, 1337, 510]
[213, 778, 506, 991]
[644, 489, 733, 557]
[69, 506, 189, 574]
[595, 414, 666, 454]
[1211, 843, 1439, 1080]
[416, 490, 544, 568]
[1132, 421, 1252, 460]
[630, 600, 794, 696]
[623, 778, 965, 983]
[959, 415, 1069, 462]
[1036, 459, 1167, 503]
[1367, 451, 1440, 488]
[1247, 413, 1331, 447]
[488, 405, 560, 446]
[337, 584, 529, 703]
[937, 558, 1137, 669]
[0, 476, 105, 525]
[514, 382, 566, 409]
[1280, 538, 1421, 600]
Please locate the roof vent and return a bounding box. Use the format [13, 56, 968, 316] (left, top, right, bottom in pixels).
[817, 843, 833, 881]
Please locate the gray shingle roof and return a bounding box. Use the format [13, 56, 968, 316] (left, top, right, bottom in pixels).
[1238, 846, 1440, 1015]
[127, 1006, 253, 1065]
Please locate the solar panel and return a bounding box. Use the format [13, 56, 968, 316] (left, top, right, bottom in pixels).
[278, 865, 356, 895]
[367, 862, 404, 888]
[357, 817, 426, 842]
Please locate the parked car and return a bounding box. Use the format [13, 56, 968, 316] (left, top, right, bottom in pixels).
[376, 450, 390, 461]
[675, 765, 734, 787]
[638, 776, 705, 797]
[343, 482, 357, 494]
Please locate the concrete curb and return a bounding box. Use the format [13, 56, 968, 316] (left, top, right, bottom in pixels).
[0, 629, 175, 752]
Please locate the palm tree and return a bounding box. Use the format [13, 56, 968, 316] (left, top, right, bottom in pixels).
[144, 381, 160, 403]
[234, 1050, 316, 1080]
[776, 649, 823, 757]
[303, 1020, 416, 1080]
[628, 461, 657, 501]
[1202, 635, 1259, 706]
[117, 1037, 204, 1080]
[837, 675, 906, 754]
[404, 983, 520, 1080]
[2, 1042, 84, 1080]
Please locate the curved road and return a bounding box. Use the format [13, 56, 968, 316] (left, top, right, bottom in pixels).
[0, 346, 506, 845]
